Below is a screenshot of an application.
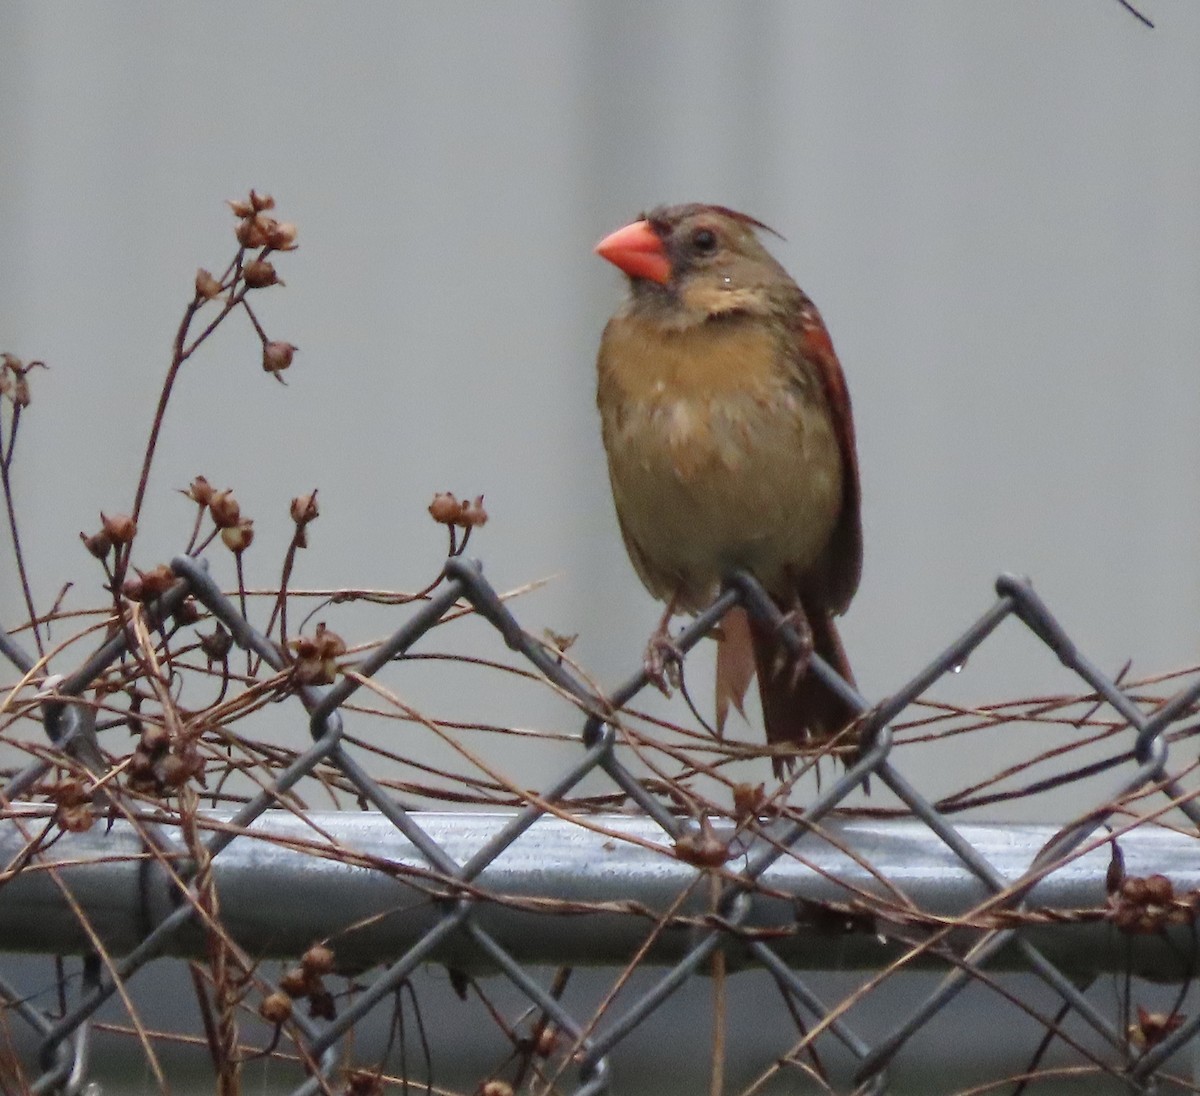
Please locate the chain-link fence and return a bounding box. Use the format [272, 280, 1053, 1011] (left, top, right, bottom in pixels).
[3, 191, 1198, 1094]
[4, 550, 1200, 1095]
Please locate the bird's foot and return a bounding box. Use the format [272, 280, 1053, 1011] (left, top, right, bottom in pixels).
[771, 605, 814, 689]
[644, 628, 683, 696]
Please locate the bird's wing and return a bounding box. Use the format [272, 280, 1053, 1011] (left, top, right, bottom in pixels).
[790, 298, 863, 614]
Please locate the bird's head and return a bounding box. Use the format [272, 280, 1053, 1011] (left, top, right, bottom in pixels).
[595, 203, 791, 320]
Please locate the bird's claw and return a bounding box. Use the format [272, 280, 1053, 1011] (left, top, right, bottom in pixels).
[770, 606, 814, 690]
[644, 631, 683, 696]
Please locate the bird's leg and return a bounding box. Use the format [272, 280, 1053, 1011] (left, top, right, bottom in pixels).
[771, 594, 814, 689]
[644, 593, 683, 696]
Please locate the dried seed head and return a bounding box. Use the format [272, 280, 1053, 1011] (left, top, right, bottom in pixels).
[236, 214, 271, 249]
[140, 725, 170, 756]
[249, 189, 275, 212]
[1144, 874, 1174, 904]
[0, 354, 42, 408]
[50, 778, 89, 808]
[10, 373, 30, 408]
[262, 340, 297, 375]
[542, 628, 578, 656]
[220, 518, 255, 554]
[428, 492, 461, 524]
[100, 512, 138, 545]
[314, 622, 347, 659]
[302, 944, 335, 975]
[195, 268, 223, 300]
[199, 624, 233, 661]
[459, 494, 488, 528]
[80, 528, 113, 560]
[140, 564, 176, 600]
[259, 991, 293, 1025]
[345, 1070, 384, 1096]
[1121, 877, 1148, 902]
[182, 745, 207, 785]
[267, 220, 298, 250]
[1109, 872, 1192, 934]
[1130, 1005, 1186, 1049]
[242, 258, 279, 288]
[733, 782, 766, 821]
[478, 1082, 515, 1096]
[157, 745, 204, 789]
[56, 803, 95, 833]
[428, 492, 488, 528]
[279, 968, 310, 999]
[290, 623, 346, 685]
[290, 492, 319, 526]
[184, 475, 215, 505]
[208, 489, 241, 528]
[673, 820, 731, 868]
[158, 753, 190, 788]
[128, 749, 156, 779]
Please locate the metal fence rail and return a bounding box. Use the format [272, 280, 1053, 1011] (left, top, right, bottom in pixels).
[3, 553, 1200, 1095]
[3, 811, 1200, 979]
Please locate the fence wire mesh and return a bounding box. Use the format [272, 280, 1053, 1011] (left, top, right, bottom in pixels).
[4, 551, 1200, 1096]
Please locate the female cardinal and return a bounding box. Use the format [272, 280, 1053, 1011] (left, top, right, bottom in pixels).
[594, 204, 862, 776]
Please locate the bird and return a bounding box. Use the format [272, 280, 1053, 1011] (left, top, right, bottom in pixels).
[593, 203, 862, 777]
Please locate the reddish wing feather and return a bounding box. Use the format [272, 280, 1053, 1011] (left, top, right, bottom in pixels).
[793, 301, 863, 613]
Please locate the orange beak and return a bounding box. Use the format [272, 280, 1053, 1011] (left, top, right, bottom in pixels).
[594, 219, 671, 284]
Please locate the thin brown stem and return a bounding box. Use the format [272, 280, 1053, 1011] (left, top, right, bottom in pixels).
[0, 417, 42, 656]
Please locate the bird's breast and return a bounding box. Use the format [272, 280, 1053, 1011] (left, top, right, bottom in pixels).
[597, 315, 843, 608]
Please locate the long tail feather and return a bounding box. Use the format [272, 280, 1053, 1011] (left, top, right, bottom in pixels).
[715, 606, 756, 736]
[751, 605, 857, 778]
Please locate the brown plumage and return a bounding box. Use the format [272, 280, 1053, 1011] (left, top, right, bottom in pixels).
[594, 203, 862, 776]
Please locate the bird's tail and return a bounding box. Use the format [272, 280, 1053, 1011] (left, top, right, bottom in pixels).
[751, 604, 858, 778]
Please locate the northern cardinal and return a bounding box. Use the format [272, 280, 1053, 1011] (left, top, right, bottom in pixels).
[594, 204, 862, 776]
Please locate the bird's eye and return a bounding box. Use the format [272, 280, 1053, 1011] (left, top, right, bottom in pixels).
[691, 227, 718, 254]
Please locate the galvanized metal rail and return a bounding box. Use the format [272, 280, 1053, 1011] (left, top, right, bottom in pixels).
[0, 810, 1196, 981]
